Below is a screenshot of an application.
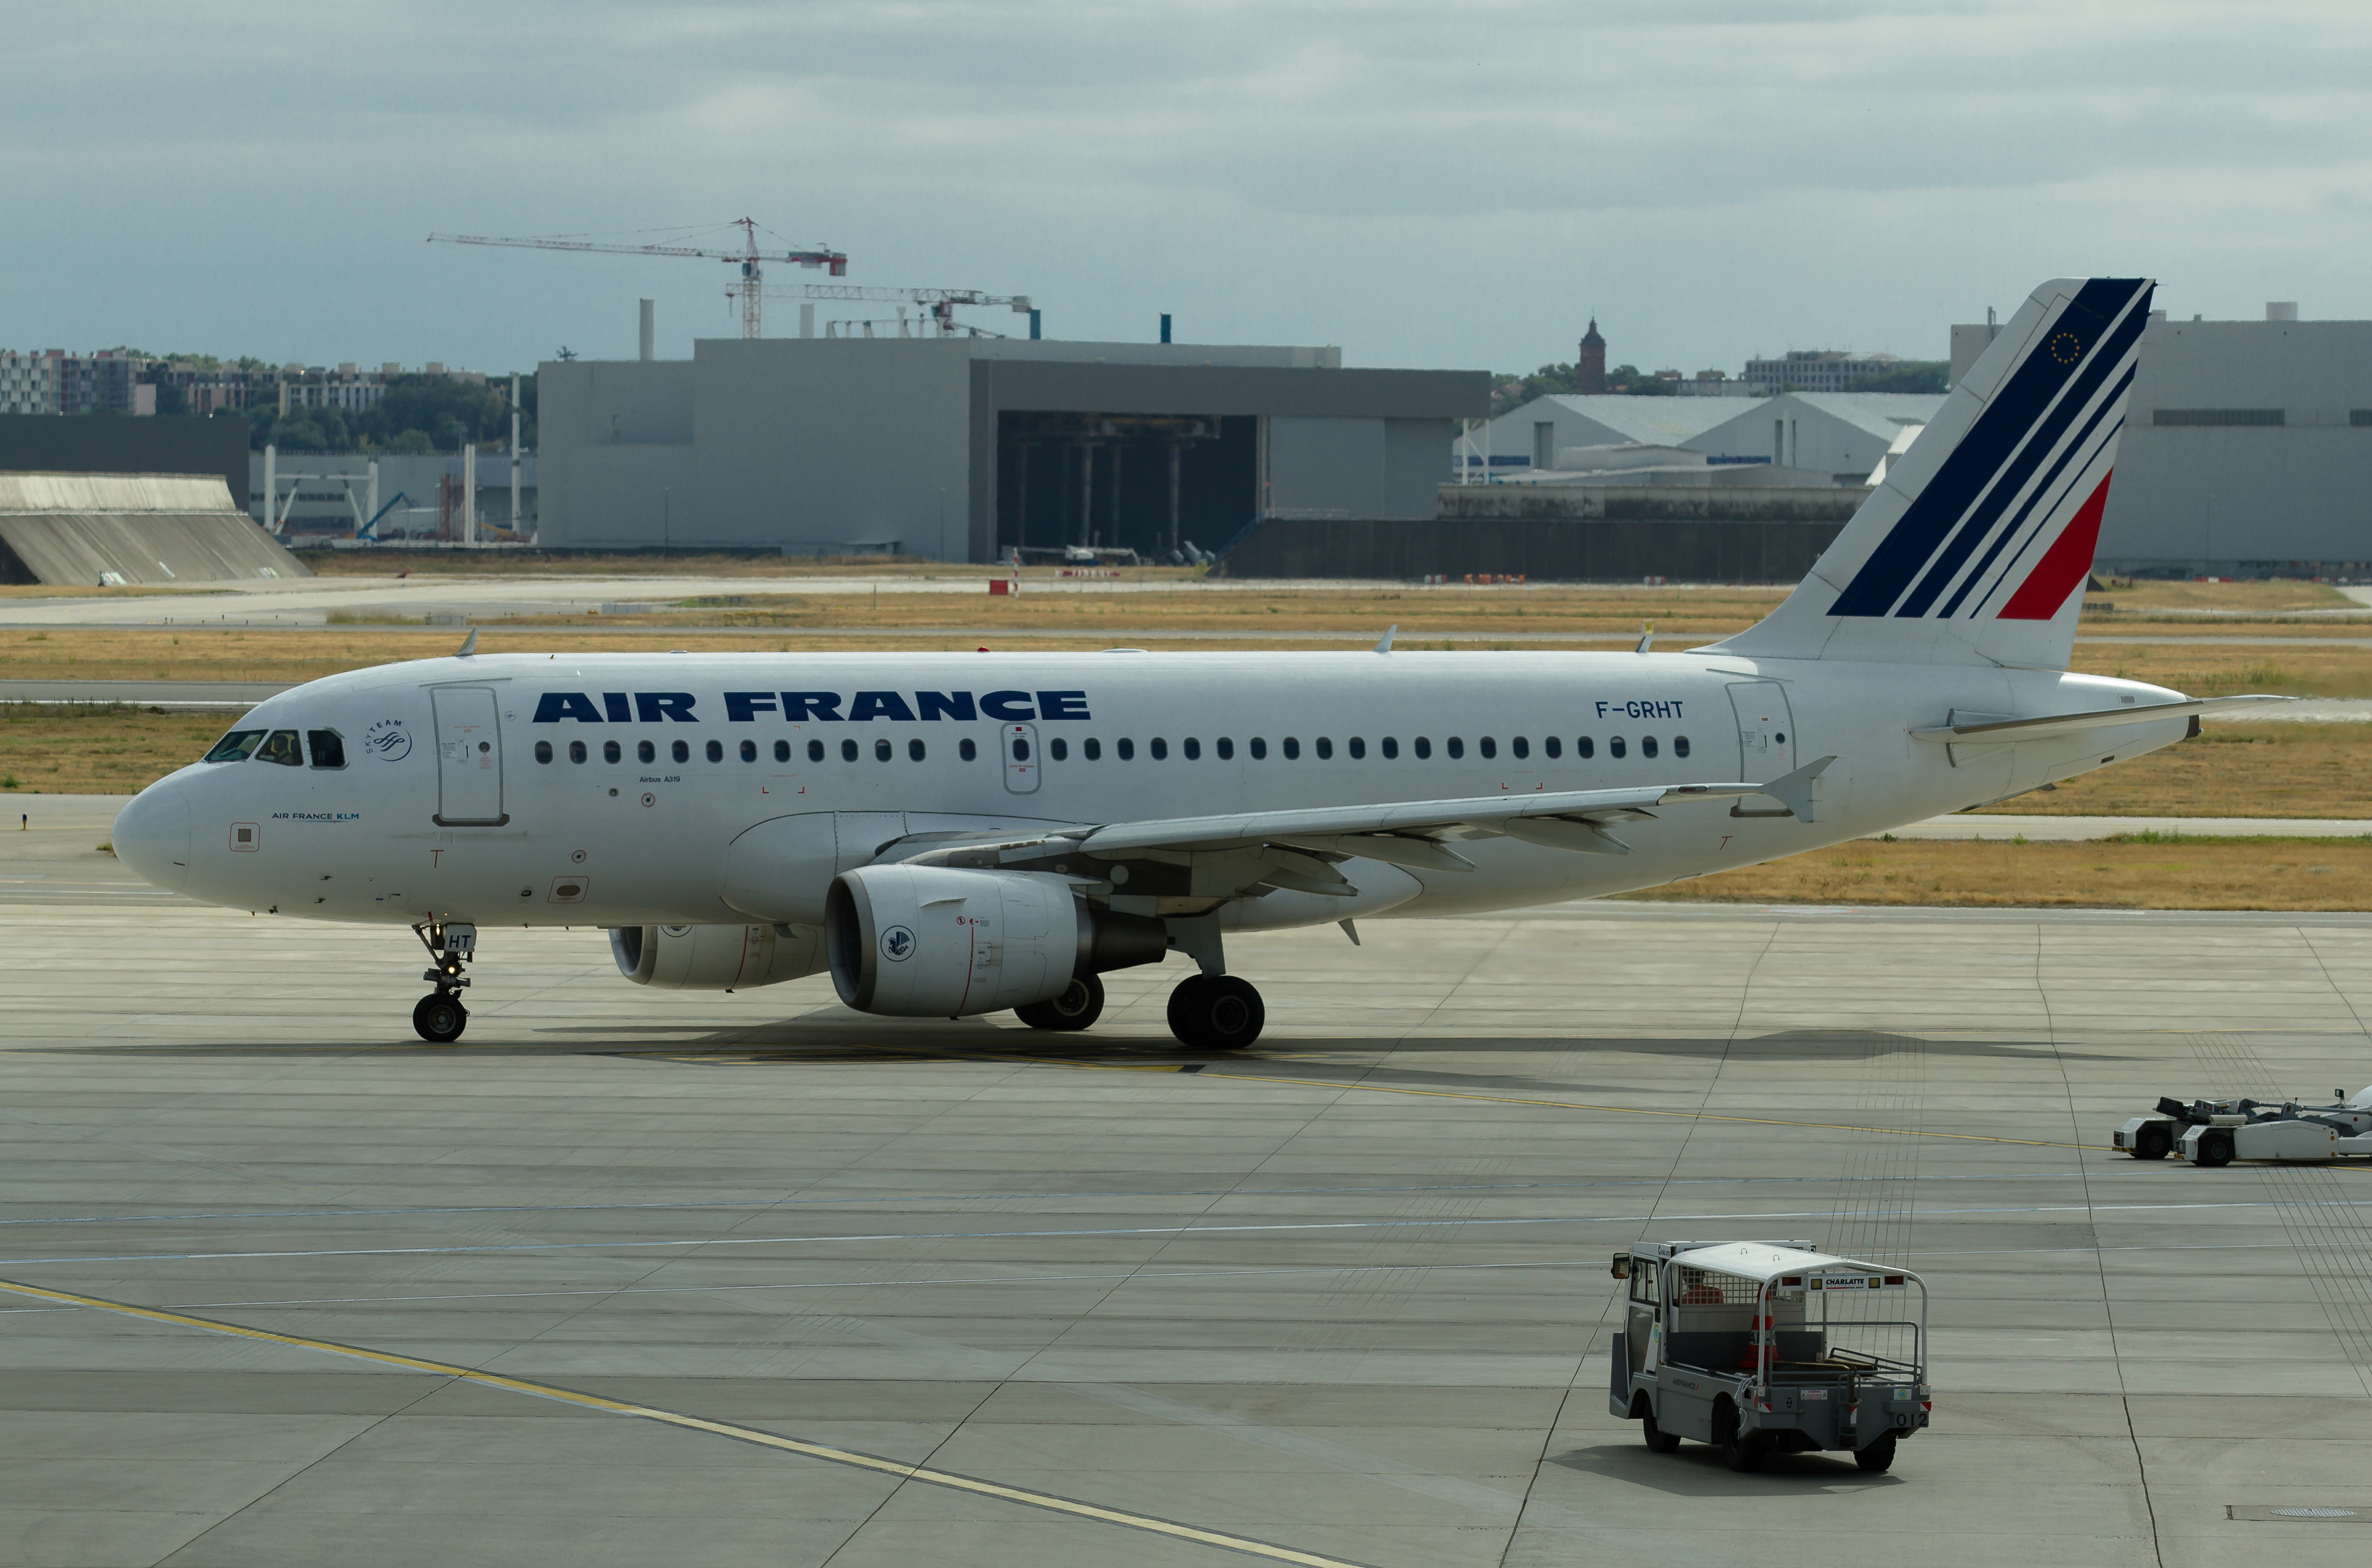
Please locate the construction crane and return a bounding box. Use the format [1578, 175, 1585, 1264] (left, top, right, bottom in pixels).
[766, 284, 1035, 337]
[427, 219, 847, 339]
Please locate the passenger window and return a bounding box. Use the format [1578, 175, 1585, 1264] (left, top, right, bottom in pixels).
[1250, 737, 1268, 760]
[1283, 737, 1301, 760]
[1577, 736, 1594, 759]
[959, 738, 977, 761]
[1675, 735, 1690, 759]
[256, 730, 303, 767]
[672, 739, 691, 764]
[1011, 736, 1030, 761]
[1184, 737, 1201, 760]
[1316, 737, 1333, 760]
[1643, 736, 1659, 759]
[1610, 736, 1627, 759]
[1480, 736, 1496, 759]
[306, 730, 346, 769]
[1349, 737, 1366, 759]
[639, 740, 656, 764]
[1085, 738, 1101, 761]
[1051, 737, 1069, 761]
[875, 738, 892, 762]
[1118, 738, 1135, 760]
[809, 739, 825, 762]
[840, 739, 858, 762]
[1446, 737, 1464, 760]
[909, 739, 926, 762]
[1512, 736, 1528, 760]
[534, 740, 554, 764]
[1382, 737, 1399, 759]
[1545, 736, 1561, 759]
[740, 740, 756, 762]
[1216, 737, 1234, 760]
[702, 739, 720, 763]
[569, 740, 587, 764]
[605, 740, 622, 764]
[774, 740, 790, 763]
[203, 729, 265, 763]
[1150, 738, 1168, 760]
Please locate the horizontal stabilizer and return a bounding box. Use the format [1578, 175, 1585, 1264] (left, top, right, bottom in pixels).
[1909, 695, 2291, 742]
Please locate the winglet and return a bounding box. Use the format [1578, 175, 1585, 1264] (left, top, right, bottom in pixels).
[1375, 624, 1396, 654]
[1636, 620, 1654, 654]
[1757, 755, 1835, 823]
[455, 628, 478, 658]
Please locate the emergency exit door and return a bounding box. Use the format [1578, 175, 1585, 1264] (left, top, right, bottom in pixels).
[432, 687, 507, 825]
[1727, 681, 1796, 781]
[1002, 723, 1040, 793]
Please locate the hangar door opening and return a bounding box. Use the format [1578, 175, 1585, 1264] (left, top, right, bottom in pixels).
[996, 412, 1255, 560]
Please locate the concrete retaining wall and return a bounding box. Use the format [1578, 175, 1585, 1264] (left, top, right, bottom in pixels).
[0, 473, 310, 586]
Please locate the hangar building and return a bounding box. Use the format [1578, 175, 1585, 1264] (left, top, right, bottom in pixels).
[1459, 391, 1944, 487]
[538, 338, 1485, 561]
[2087, 313, 2372, 574]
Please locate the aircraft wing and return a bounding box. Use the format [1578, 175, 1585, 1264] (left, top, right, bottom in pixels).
[1909, 695, 2291, 743]
[895, 756, 1836, 875]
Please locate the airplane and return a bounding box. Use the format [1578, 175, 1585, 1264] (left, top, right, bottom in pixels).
[110, 277, 2284, 1048]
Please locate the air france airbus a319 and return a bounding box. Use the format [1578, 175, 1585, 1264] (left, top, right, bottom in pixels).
[112, 277, 2281, 1047]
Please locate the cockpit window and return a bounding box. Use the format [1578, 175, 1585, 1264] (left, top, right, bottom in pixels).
[203, 729, 266, 763]
[255, 730, 304, 767]
[306, 729, 347, 769]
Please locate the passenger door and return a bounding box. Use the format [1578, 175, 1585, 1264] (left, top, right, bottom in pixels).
[1727, 680, 1796, 782]
[1002, 723, 1040, 794]
[431, 686, 507, 825]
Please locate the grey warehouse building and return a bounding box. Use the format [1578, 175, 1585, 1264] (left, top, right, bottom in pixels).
[2090, 315, 2372, 574]
[539, 338, 1486, 561]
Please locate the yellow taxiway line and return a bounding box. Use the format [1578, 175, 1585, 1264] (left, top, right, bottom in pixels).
[0, 1274, 1373, 1568]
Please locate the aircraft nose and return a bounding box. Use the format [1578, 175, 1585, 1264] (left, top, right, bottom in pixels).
[113, 785, 190, 892]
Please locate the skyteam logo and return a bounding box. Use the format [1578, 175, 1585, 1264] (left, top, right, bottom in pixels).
[879, 925, 916, 962]
[1829, 277, 2154, 624]
[364, 719, 411, 762]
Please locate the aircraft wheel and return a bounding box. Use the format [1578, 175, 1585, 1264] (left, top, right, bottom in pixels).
[1016, 973, 1105, 1032]
[1853, 1433, 1897, 1473]
[412, 992, 467, 1044]
[2133, 1123, 2173, 1160]
[1170, 974, 1263, 1050]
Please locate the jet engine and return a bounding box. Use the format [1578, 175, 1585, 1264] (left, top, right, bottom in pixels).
[609, 922, 827, 990]
[825, 865, 1168, 1018]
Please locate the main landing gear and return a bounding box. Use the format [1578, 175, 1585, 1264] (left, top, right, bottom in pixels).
[1016, 973, 1105, 1032]
[411, 921, 477, 1044]
[1168, 973, 1264, 1051]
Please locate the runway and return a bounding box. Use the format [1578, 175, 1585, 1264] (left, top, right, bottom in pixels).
[5, 831, 2372, 1564]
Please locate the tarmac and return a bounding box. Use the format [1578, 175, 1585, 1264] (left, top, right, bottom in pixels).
[2, 804, 2371, 1566]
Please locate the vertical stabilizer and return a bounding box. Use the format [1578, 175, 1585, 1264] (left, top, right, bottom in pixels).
[1711, 277, 2155, 669]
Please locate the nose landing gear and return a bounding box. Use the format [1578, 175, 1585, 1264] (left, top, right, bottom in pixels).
[410, 921, 476, 1043]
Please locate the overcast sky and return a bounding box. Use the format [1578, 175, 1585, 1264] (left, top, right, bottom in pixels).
[6, 1, 2368, 377]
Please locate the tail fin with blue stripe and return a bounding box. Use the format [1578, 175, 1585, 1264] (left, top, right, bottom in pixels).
[1712, 276, 2156, 669]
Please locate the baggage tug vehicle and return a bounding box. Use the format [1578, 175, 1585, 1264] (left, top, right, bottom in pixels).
[1610, 1240, 1932, 1474]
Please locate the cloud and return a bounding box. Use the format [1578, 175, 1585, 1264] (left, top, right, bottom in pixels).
[4, 0, 2370, 372]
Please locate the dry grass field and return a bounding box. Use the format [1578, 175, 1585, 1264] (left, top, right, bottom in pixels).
[1629, 833, 2372, 910]
[0, 705, 226, 795]
[1971, 724, 2368, 817]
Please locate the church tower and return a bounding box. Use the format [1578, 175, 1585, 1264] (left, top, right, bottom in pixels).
[1577, 318, 1607, 394]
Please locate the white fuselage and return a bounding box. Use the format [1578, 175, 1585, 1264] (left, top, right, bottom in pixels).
[112, 649, 2187, 933]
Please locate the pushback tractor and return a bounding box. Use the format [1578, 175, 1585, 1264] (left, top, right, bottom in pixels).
[2114, 1085, 2372, 1166]
[1610, 1240, 1931, 1474]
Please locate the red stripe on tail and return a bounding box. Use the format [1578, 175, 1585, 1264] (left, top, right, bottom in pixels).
[1997, 471, 2113, 621]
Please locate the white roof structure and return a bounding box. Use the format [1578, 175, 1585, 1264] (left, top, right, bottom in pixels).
[1459, 394, 1765, 474]
[1688, 392, 1947, 480]
[1674, 1242, 1902, 1282]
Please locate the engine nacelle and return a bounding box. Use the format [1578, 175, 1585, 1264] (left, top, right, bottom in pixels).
[826, 865, 1168, 1018]
[610, 922, 826, 990]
